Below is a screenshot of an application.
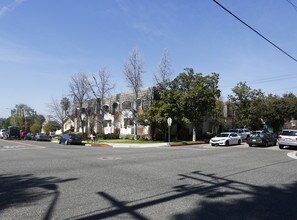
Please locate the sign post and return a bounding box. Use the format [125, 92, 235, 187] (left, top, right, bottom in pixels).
[167, 117, 172, 143]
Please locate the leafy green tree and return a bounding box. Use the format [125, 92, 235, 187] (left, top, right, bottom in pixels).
[0, 118, 11, 129]
[209, 99, 225, 133]
[248, 89, 266, 130]
[282, 93, 297, 119]
[10, 104, 35, 130]
[260, 93, 297, 132]
[261, 94, 286, 132]
[30, 123, 41, 133]
[140, 99, 172, 140]
[168, 68, 220, 141]
[228, 81, 264, 129]
[43, 121, 60, 134]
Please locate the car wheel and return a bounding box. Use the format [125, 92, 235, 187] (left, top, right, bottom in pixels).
[273, 140, 277, 146]
[249, 144, 253, 147]
[58, 140, 61, 144]
[238, 140, 241, 145]
[225, 140, 229, 146]
[265, 141, 269, 147]
[279, 144, 284, 149]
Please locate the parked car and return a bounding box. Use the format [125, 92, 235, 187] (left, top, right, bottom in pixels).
[3, 126, 20, 140]
[209, 132, 242, 146]
[247, 130, 277, 147]
[34, 133, 51, 141]
[278, 129, 297, 149]
[0, 129, 6, 139]
[59, 133, 82, 145]
[243, 128, 251, 138]
[24, 132, 34, 140]
[229, 128, 250, 140]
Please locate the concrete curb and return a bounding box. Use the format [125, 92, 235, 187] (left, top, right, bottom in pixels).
[109, 143, 170, 148]
[287, 151, 297, 160]
[170, 142, 208, 147]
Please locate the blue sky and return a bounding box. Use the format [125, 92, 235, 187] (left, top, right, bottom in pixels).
[1, 0, 297, 118]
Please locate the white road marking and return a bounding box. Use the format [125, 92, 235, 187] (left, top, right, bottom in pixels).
[0, 145, 45, 151]
[97, 156, 121, 160]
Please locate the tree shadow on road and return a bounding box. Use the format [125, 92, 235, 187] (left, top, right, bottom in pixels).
[77, 165, 297, 219]
[0, 174, 77, 219]
[173, 170, 297, 220]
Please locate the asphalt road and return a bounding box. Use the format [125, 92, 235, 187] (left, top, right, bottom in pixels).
[0, 139, 296, 220]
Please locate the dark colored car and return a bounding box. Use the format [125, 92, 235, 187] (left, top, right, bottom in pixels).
[24, 132, 34, 140]
[34, 133, 51, 141]
[3, 126, 20, 140]
[59, 133, 82, 145]
[247, 131, 277, 147]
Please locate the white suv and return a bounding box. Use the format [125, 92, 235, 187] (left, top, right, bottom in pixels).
[278, 129, 297, 149]
[0, 129, 6, 139]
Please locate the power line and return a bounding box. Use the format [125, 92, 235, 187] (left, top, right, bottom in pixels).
[246, 72, 297, 84]
[219, 72, 297, 89]
[286, 0, 297, 12]
[212, 0, 297, 63]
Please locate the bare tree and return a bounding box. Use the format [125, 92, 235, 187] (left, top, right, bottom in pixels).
[123, 49, 144, 139]
[154, 49, 173, 97]
[48, 97, 70, 133]
[88, 66, 115, 134]
[69, 72, 91, 135]
[154, 49, 173, 84]
[124, 49, 144, 100]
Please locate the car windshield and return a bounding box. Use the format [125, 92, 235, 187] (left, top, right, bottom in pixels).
[70, 134, 79, 138]
[217, 133, 229, 137]
[251, 133, 265, 138]
[281, 130, 297, 136]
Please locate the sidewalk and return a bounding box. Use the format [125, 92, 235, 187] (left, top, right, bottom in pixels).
[86, 142, 170, 148]
[287, 151, 297, 160]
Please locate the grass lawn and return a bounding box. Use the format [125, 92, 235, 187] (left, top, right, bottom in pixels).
[84, 139, 207, 146]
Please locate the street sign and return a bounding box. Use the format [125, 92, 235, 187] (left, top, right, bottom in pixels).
[167, 117, 172, 126]
[167, 117, 172, 143]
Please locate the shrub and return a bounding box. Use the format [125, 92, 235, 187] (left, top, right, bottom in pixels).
[104, 133, 119, 139]
[96, 133, 104, 140]
[119, 134, 135, 140]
